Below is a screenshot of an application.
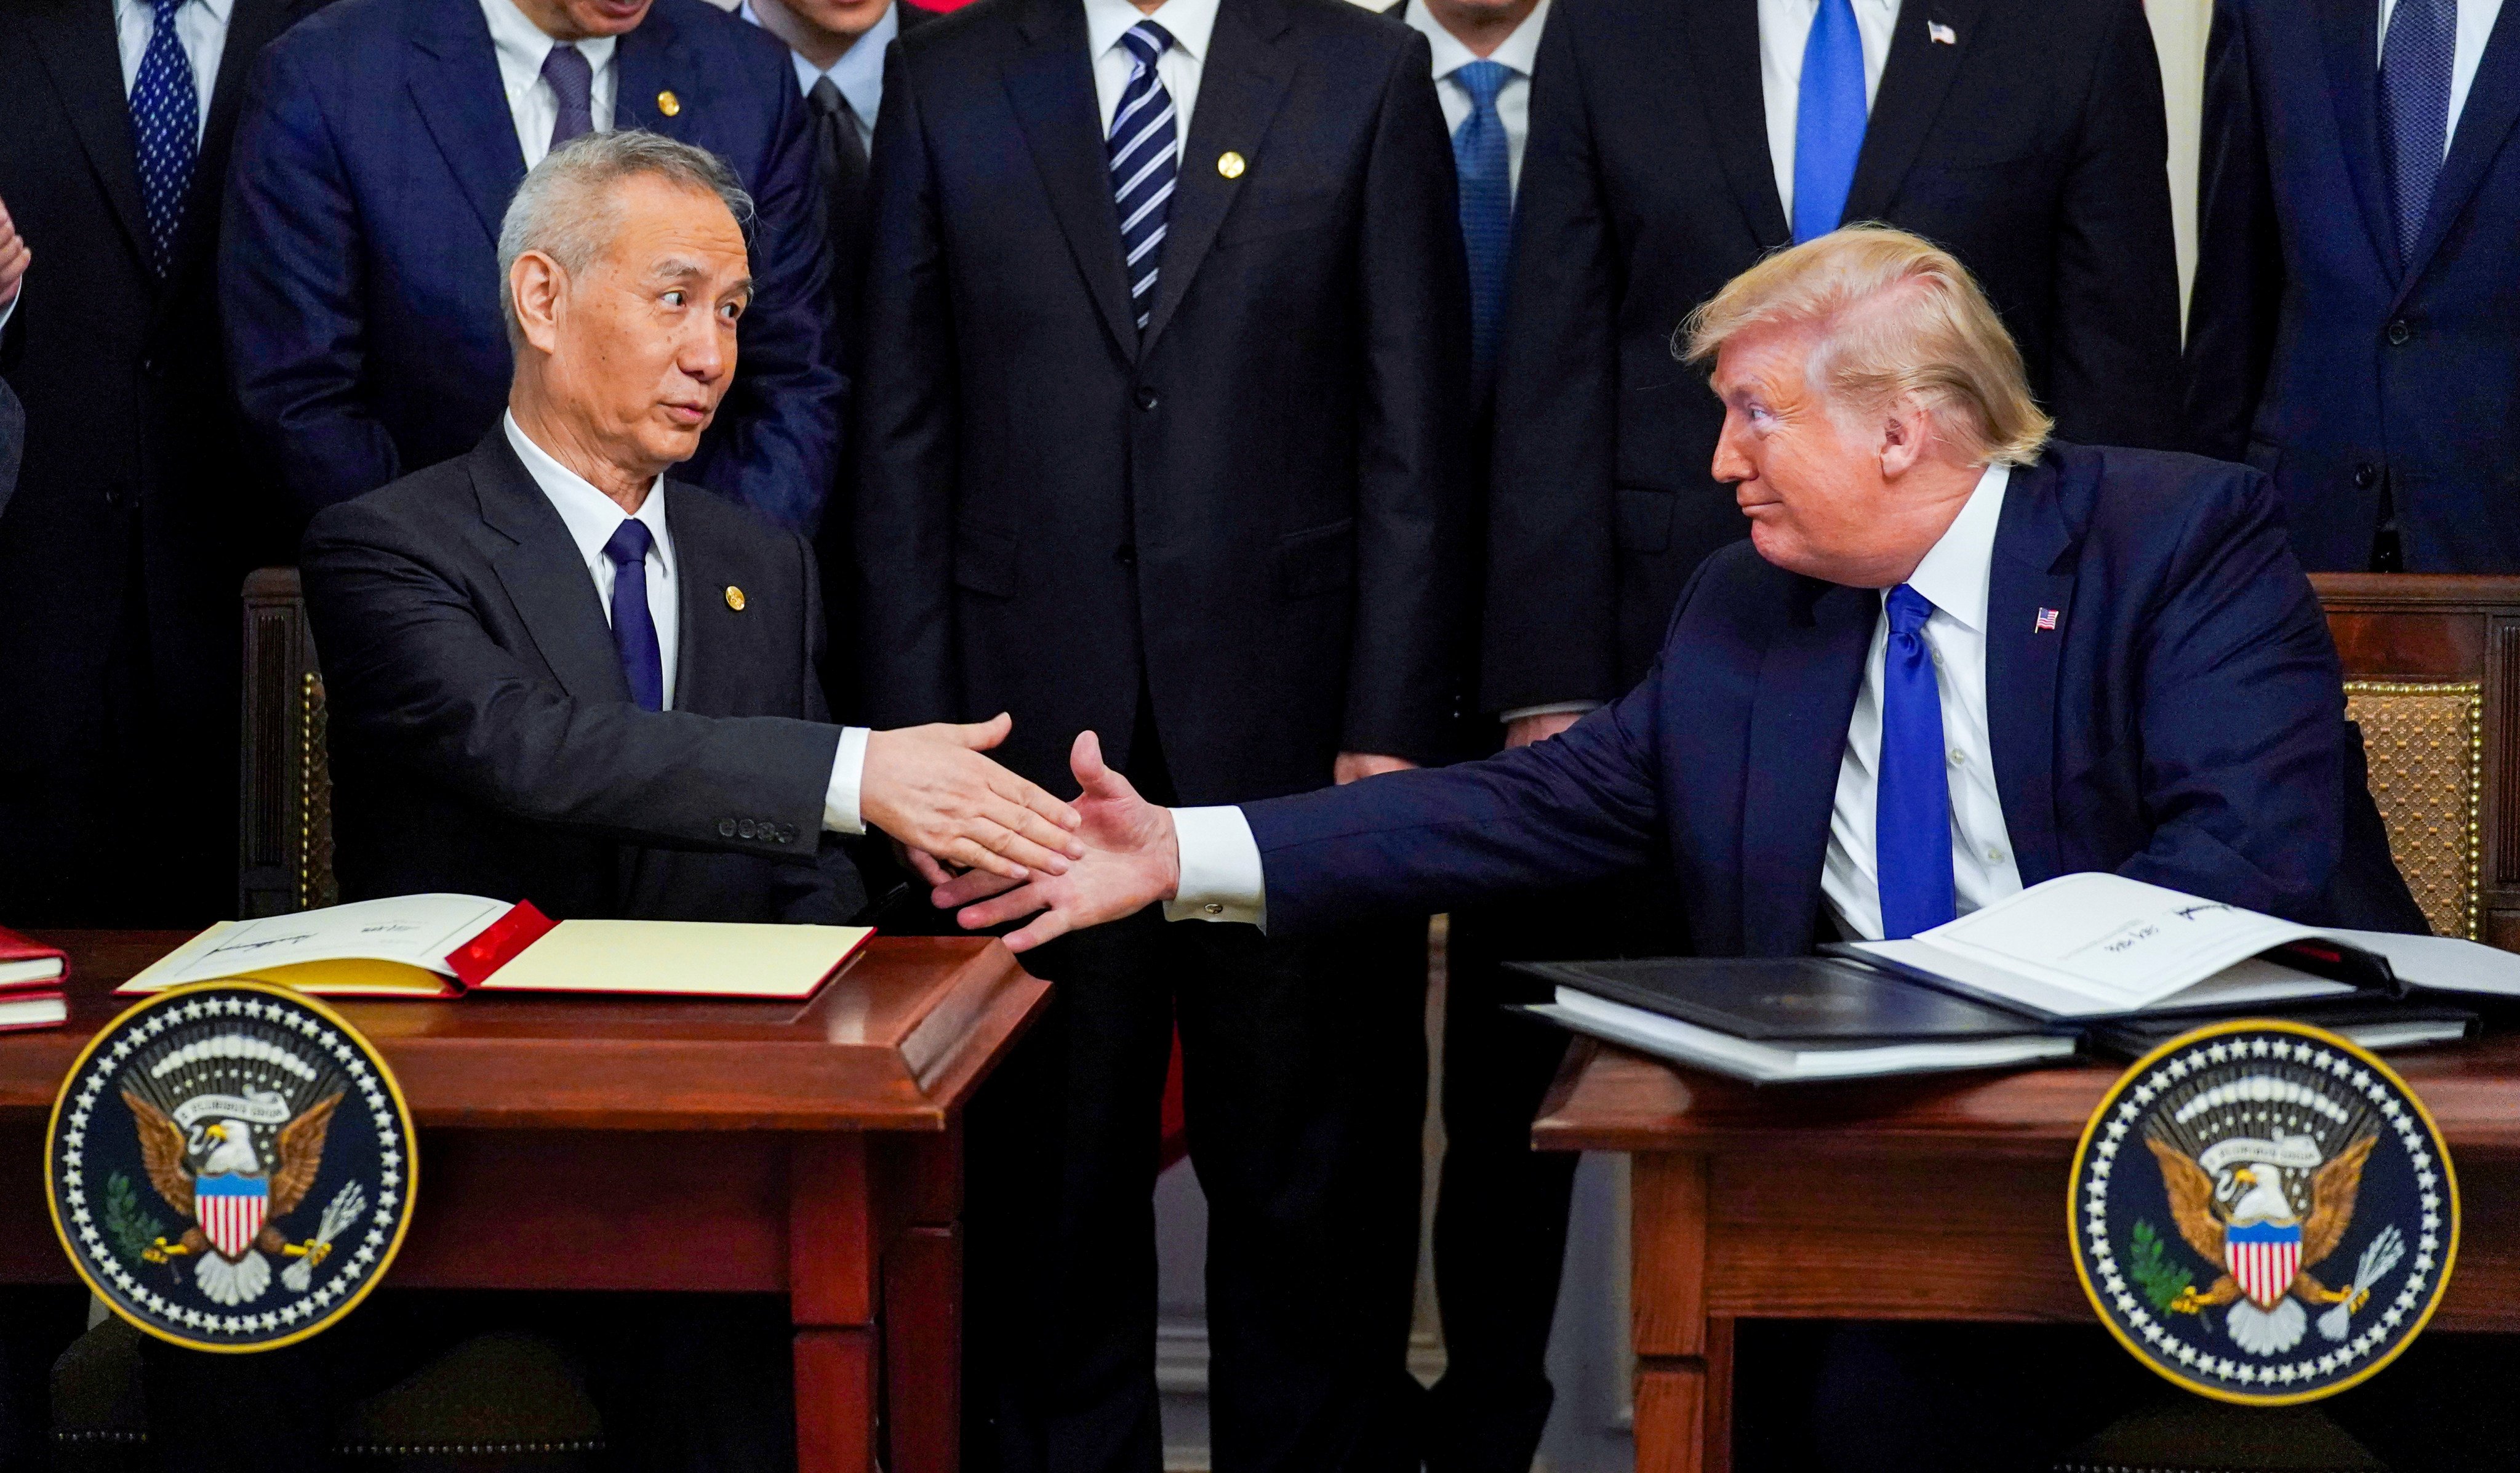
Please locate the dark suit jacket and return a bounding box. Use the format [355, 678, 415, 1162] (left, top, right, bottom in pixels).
[223, 0, 844, 532]
[300, 430, 863, 923]
[1244, 444, 2352, 947]
[2185, 0, 2520, 572]
[1481, 0, 2185, 715]
[0, 0, 320, 920]
[854, 0, 1474, 802]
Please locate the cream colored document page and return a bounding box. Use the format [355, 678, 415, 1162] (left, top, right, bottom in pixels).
[479, 920, 872, 998]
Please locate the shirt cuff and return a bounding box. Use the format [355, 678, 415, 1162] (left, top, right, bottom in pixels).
[0, 287, 17, 334]
[822, 726, 870, 835]
[1500, 701, 1602, 726]
[1164, 805, 1266, 929]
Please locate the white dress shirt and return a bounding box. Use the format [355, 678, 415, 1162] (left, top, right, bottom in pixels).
[1759, 0, 1902, 223]
[116, 0, 234, 143]
[1085, 0, 1219, 136]
[2378, 0, 2509, 155]
[480, 0, 620, 170]
[1819, 463, 2023, 941]
[502, 413, 870, 833]
[1169, 464, 2030, 937]
[741, 0, 898, 152]
[1403, 0, 1552, 199]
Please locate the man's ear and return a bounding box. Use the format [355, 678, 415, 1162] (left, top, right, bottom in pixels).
[510, 250, 567, 356]
[1877, 396, 1932, 480]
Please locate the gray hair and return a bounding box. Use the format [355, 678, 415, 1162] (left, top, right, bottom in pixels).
[496, 129, 756, 345]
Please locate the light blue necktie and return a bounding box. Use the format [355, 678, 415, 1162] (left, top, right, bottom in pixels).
[129, 0, 200, 276]
[1876, 584, 1956, 939]
[2379, 0, 2455, 267]
[1110, 21, 1179, 332]
[604, 520, 665, 712]
[1452, 59, 1515, 387]
[1793, 0, 1868, 243]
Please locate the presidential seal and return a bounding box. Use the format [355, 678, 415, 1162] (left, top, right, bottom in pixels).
[2069, 1019, 2456, 1405]
[46, 982, 418, 1352]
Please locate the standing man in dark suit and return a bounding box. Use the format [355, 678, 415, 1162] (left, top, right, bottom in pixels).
[0, 0, 321, 931]
[221, 0, 842, 531]
[2186, 0, 2520, 572]
[854, 0, 1473, 1466]
[742, 0, 937, 716]
[1483, 0, 2184, 747]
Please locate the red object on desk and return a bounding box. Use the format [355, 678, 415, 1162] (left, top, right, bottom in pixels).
[0, 927, 67, 987]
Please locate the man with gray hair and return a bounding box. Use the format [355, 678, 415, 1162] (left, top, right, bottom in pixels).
[920, 225, 2386, 1465]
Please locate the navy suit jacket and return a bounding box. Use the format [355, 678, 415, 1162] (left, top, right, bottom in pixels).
[1243, 445, 2351, 950]
[222, 0, 842, 531]
[2186, 0, 2520, 571]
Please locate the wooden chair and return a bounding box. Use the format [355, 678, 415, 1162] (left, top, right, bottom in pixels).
[2313, 574, 2520, 946]
[238, 566, 336, 917]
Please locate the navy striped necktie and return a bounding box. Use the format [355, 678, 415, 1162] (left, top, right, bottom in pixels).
[1109, 20, 1179, 334]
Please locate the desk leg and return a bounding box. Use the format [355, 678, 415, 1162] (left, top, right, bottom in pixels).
[1633, 1153, 1718, 1473]
[793, 1136, 878, 1473]
[881, 1128, 962, 1473]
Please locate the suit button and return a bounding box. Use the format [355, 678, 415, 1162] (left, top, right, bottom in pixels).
[2354, 464, 2378, 489]
[1115, 545, 1137, 566]
[140, 356, 160, 376]
[2386, 318, 2412, 345]
[738, 819, 758, 838]
[1134, 387, 1159, 411]
[718, 819, 737, 838]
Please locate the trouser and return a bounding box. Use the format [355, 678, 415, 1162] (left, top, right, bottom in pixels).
[961, 727, 1429, 1473]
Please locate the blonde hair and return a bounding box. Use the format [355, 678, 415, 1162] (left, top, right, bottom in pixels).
[1677, 225, 2051, 466]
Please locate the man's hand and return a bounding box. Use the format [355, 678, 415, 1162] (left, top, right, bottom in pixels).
[1503, 711, 1583, 749]
[931, 730, 1181, 952]
[860, 713, 1084, 881]
[0, 197, 27, 310]
[1334, 752, 1416, 784]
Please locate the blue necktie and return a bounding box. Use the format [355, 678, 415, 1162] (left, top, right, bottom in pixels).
[1452, 59, 1515, 387]
[129, 0, 200, 276]
[1793, 0, 1868, 243]
[604, 520, 665, 712]
[2380, 0, 2455, 267]
[543, 44, 595, 152]
[1876, 584, 1956, 939]
[1110, 21, 1179, 333]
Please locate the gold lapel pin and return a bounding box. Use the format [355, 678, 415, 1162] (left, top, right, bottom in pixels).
[1217, 151, 1246, 179]
[657, 89, 683, 118]
[724, 585, 746, 611]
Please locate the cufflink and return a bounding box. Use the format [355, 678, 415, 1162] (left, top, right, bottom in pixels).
[1204, 904, 1223, 915]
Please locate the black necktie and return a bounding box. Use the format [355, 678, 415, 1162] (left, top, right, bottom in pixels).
[807, 77, 870, 237]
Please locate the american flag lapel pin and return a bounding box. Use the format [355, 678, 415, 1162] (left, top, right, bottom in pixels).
[1928, 20, 1957, 44]
[2035, 607, 2061, 632]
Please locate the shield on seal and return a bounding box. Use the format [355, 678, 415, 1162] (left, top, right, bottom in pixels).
[2224, 1218, 2304, 1309]
[193, 1174, 268, 1259]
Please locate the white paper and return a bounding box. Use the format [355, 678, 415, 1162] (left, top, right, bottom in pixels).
[1540, 989, 2074, 1083]
[124, 894, 513, 990]
[2325, 929, 2520, 997]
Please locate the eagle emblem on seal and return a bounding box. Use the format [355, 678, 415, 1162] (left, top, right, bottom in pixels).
[122, 1075, 354, 1306]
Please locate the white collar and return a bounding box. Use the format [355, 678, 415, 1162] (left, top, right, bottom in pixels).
[744, 0, 899, 116]
[121, 0, 239, 28]
[1892, 462, 2009, 635]
[482, 0, 620, 81]
[503, 411, 670, 569]
[1084, 0, 1219, 65]
[1403, 0, 1550, 81]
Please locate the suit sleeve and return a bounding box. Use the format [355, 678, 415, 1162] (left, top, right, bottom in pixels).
[1479, 14, 1622, 713]
[852, 46, 961, 729]
[1342, 33, 1476, 760]
[221, 42, 404, 521]
[682, 66, 844, 534]
[300, 500, 844, 859]
[1244, 658, 1666, 935]
[2182, 0, 2281, 461]
[2117, 465, 2344, 918]
[2042, 0, 2186, 450]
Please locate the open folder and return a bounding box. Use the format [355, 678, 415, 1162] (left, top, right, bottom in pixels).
[119, 893, 874, 1001]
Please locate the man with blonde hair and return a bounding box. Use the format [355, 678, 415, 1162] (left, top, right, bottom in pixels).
[918, 225, 2388, 1464]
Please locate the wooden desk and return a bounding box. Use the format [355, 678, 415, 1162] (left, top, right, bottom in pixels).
[1535, 1038, 2520, 1473]
[0, 932, 1047, 1473]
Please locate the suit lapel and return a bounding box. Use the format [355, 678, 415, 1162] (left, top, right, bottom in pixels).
[1982, 459, 2076, 888]
[165, 0, 300, 299]
[2396, 0, 2520, 299]
[1137, 0, 1295, 352]
[661, 484, 722, 714]
[1004, 0, 1139, 356]
[1839, 0, 1987, 223]
[25, 0, 154, 275]
[473, 434, 634, 706]
[1740, 581, 1875, 953]
[1683, 0, 1791, 252]
[409, 0, 529, 251]
[2314, 0, 2402, 283]
[613, 8, 693, 138]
